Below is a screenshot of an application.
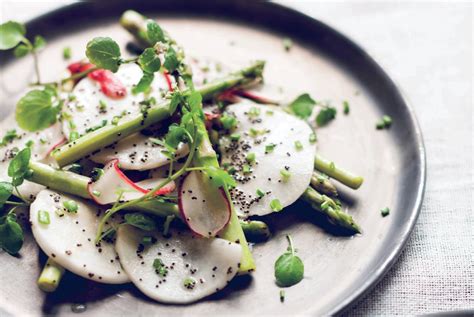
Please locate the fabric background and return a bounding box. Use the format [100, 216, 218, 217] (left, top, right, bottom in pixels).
[1, 1, 473, 315]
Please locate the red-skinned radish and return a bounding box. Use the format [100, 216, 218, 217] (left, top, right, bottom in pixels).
[88, 159, 175, 205]
[178, 171, 231, 238]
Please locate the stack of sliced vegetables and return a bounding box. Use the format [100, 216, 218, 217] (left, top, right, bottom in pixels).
[0, 10, 363, 303]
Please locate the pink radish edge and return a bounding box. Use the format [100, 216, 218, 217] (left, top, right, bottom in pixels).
[177, 172, 232, 237]
[87, 159, 175, 204]
[46, 137, 67, 157]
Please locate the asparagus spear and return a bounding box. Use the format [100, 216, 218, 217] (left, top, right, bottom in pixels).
[51, 62, 264, 167]
[240, 220, 271, 242]
[301, 187, 360, 233]
[314, 155, 364, 190]
[37, 258, 64, 292]
[310, 171, 338, 197]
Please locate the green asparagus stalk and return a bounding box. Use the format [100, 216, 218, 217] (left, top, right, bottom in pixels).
[314, 155, 364, 190]
[51, 62, 264, 167]
[240, 220, 271, 242]
[37, 258, 65, 292]
[301, 186, 360, 233]
[310, 171, 338, 197]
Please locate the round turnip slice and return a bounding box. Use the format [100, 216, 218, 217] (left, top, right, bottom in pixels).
[219, 102, 316, 217]
[30, 189, 129, 284]
[115, 224, 242, 303]
[90, 133, 189, 171]
[0, 113, 65, 200]
[62, 63, 172, 138]
[88, 159, 175, 205]
[178, 171, 231, 237]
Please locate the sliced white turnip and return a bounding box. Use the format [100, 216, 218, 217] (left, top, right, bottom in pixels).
[115, 224, 241, 303]
[178, 171, 231, 237]
[90, 133, 189, 171]
[88, 159, 175, 205]
[30, 189, 129, 284]
[0, 113, 65, 200]
[188, 56, 232, 88]
[219, 102, 316, 217]
[62, 63, 172, 138]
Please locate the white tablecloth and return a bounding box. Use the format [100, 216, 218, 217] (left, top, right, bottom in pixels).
[1, 1, 473, 315]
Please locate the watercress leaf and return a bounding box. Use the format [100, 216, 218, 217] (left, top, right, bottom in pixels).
[274, 252, 304, 287]
[0, 213, 24, 255]
[288, 93, 316, 119]
[33, 35, 46, 50]
[13, 43, 30, 58]
[0, 182, 13, 208]
[15, 89, 58, 131]
[124, 213, 156, 231]
[274, 235, 304, 287]
[85, 37, 121, 72]
[205, 166, 237, 188]
[165, 124, 191, 149]
[169, 92, 183, 115]
[316, 106, 337, 126]
[147, 20, 165, 44]
[132, 72, 154, 95]
[8, 147, 31, 187]
[0, 21, 26, 50]
[163, 47, 179, 73]
[138, 47, 161, 73]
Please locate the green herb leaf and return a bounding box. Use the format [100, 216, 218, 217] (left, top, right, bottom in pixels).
[169, 92, 183, 114]
[63, 46, 72, 60]
[186, 91, 202, 112]
[153, 258, 168, 277]
[8, 147, 31, 187]
[0, 213, 24, 255]
[132, 72, 154, 95]
[205, 166, 237, 188]
[0, 21, 26, 50]
[316, 106, 337, 126]
[288, 93, 316, 119]
[270, 199, 283, 212]
[0, 182, 13, 209]
[124, 213, 156, 231]
[63, 200, 78, 213]
[274, 235, 304, 287]
[0, 129, 18, 147]
[15, 89, 59, 132]
[147, 20, 165, 44]
[85, 37, 121, 72]
[163, 47, 179, 73]
[165, 124, 193, 149]
[138, 47, 161, 73]
[33, 35, 46, 50]
[13, 44, 30, 58]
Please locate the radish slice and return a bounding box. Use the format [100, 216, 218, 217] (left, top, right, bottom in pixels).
[90, 133, 189, 171]
[115, 225, 242, 303]
[0, 112, 65, 200]
[88, 159, 175, 205]
[62, 63, 173, 138]
[178, 171, 231, 237]
[219, 102, 316, 217]
[30, 189, 129, 284]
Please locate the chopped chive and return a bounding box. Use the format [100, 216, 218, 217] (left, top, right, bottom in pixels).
[55, 209, 64, 217]
[38, 210, 50, 225]
[25, 140, 34, 148]
[39, 138, 47, 144]
[92, 190, 101, 197]
[112, 116, 120, 125]
[69, 131, 79, 142]
[220, 114, 238, 130]
[266, 110, 274, 115]
[381, 207, 390, 217]
[183, 277, 197, 289]
[294, 140, 303, 151]
[230, 133, 241, 141]
[248, 106, 261, 117]
[382, 115, 392, 127]
[242, 164, 251, 174]
[63, 200, 78, 213]
[280, 289, 285, 302]
[329, 161, 335, 171]
[246, 152, 256, 164]
[280, 169, 291, 182]
[265, 143, 276, 154]
[283, 37, 293, 51]
[63, 46, 72, 60]
[343, 101, 350, 114]
[309, 133, 317, 143]
[153, 258, 168, 277]
[376, 121, 385, 129]
[256, 189, 265, 198]
[99, 100, 107, 112]
[270, 199, 283, 212]
[142, 236, 153, 245]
